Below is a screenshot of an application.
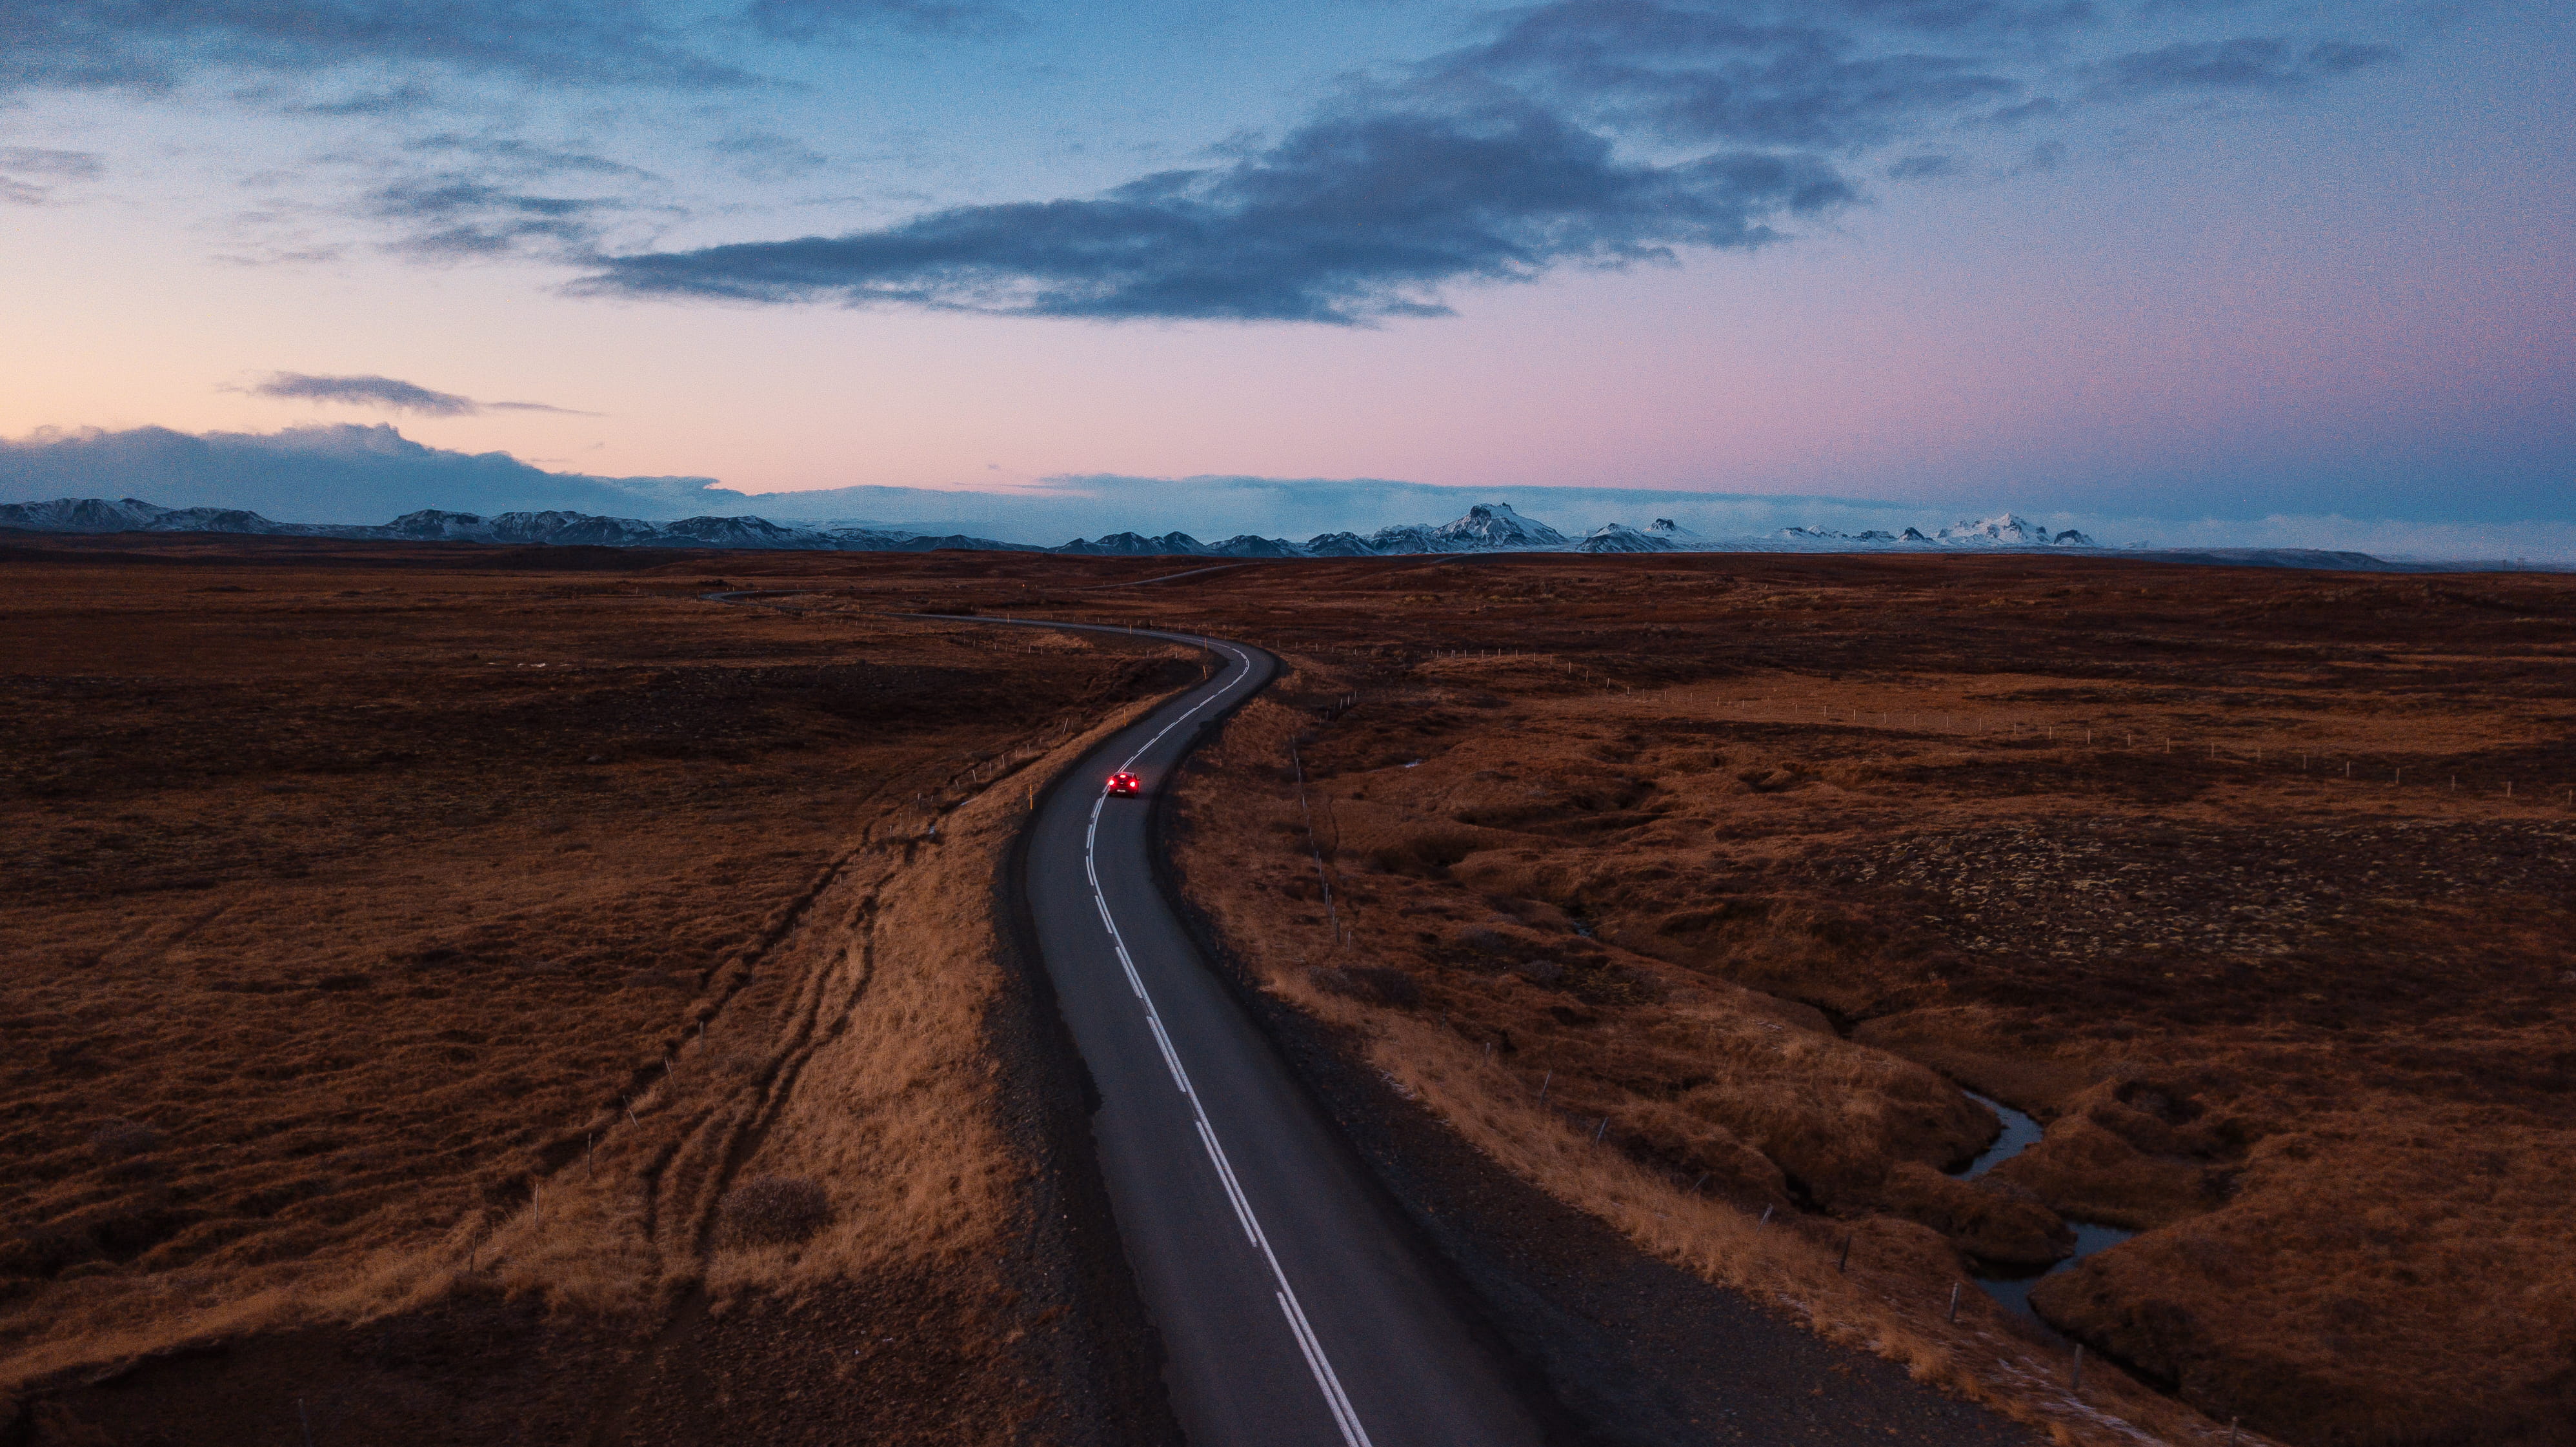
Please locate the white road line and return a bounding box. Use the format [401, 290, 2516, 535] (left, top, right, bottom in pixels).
[1080, 649, 1374, 1447]
[1282, 1286, 1371, 1444]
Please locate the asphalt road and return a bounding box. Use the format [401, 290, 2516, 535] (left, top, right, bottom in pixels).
[1005, 622, 1547, 1447]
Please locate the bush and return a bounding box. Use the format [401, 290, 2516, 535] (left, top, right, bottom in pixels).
[89, 1119, 163, 1160]
[1307, 966, 1422, 1007]
[716, 1175, 832, 1248]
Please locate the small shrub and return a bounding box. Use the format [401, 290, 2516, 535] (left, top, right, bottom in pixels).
[90, 1119, 163, 1160]
[1308, 966, 1422, 1007]
[716, 1175, 832, 1248]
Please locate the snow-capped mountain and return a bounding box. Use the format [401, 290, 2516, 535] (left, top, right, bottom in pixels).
[1298, 531, 1381, 558]
[1208, 534, 1305, 558]
[3, 494, 2142, 562]
[1428, 502, 1570, 551]
[1579, 523, 1675, 554]
[1053, 531, 1216, 556]
[1935, 512, 2098, 547]
[0, 497, 348, 537]
[1775, 525, 1901, 547]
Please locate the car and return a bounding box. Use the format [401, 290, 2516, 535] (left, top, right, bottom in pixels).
[1107, 771, 1142, 796]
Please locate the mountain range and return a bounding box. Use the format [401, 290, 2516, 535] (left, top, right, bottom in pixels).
[3, 497, 2126, 560]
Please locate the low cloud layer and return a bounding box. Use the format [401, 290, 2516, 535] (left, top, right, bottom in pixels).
[244, 372, 594, 416]
[0, 424, 705, 524]
[6, 424, 2566, 562]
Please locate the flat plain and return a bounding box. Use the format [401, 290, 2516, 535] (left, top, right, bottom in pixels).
[6, 538, 2571, 1446]
[1, 537, 1194, 1445]
[1140, 554, 2576, 1446]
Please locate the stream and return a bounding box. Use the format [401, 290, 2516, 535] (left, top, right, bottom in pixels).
[1953, 1091, 2136, 1328]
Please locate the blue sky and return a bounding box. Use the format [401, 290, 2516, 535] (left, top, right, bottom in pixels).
[1, 1, 2568, 554]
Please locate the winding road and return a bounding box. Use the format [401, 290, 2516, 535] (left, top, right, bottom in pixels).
[1001, 620, 1547, 1447]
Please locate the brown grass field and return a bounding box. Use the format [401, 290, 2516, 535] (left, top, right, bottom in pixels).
[0, 537, 1196, 1445]
[6, 538, 2572, 1446]
[1126, 555, 2575, 1447]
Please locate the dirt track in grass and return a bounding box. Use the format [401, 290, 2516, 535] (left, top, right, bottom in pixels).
[1, 537, 1190, 1445]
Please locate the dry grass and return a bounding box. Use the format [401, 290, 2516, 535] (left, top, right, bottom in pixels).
[1183, 689, 2232, 1447]
[15, 540, 2570, 1444]
[0, 541, 1198, 1442]
[1138, 554, 2576, 1447]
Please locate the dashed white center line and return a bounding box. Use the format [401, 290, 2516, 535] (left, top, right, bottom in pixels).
[1080, 645, 1374, 1447]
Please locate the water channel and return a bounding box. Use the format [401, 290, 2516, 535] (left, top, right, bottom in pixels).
[1953, 1090, 2136, 1329]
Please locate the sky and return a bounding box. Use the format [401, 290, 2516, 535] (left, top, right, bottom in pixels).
[1, 1, 2569, 554]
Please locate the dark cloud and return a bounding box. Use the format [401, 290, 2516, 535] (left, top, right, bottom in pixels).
[401, 134, 658, 180]
[580, 96, 1852, 323]
[742, 0, 1024, 42]
[710, 131, 833, 180]
[577, 2, 2408, 325]
[1886, 150, 1957, 178]
[15, 0, 2406, 325]
[247, 372, 594, 416]
[1431, 1, 2030, 150]
[0, 1, 750, 96]
[0, 147, 104, 205]
[365, 177, 632, 260]
[2088, 36, 2399, 97]
[0, 0, 1033, 97]
[2009, 138, 2066, 173]
[279, 83, 442, 117]
[1820, 1, 2095, 32]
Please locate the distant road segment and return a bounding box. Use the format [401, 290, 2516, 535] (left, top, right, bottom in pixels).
[993, 619, 1546, 1447]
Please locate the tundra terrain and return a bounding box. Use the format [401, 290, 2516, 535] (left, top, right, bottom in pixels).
[0, 536, 1193, 1446]
[8, 537, 2571, 1446]
[1132, 554, 2575, 1447]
